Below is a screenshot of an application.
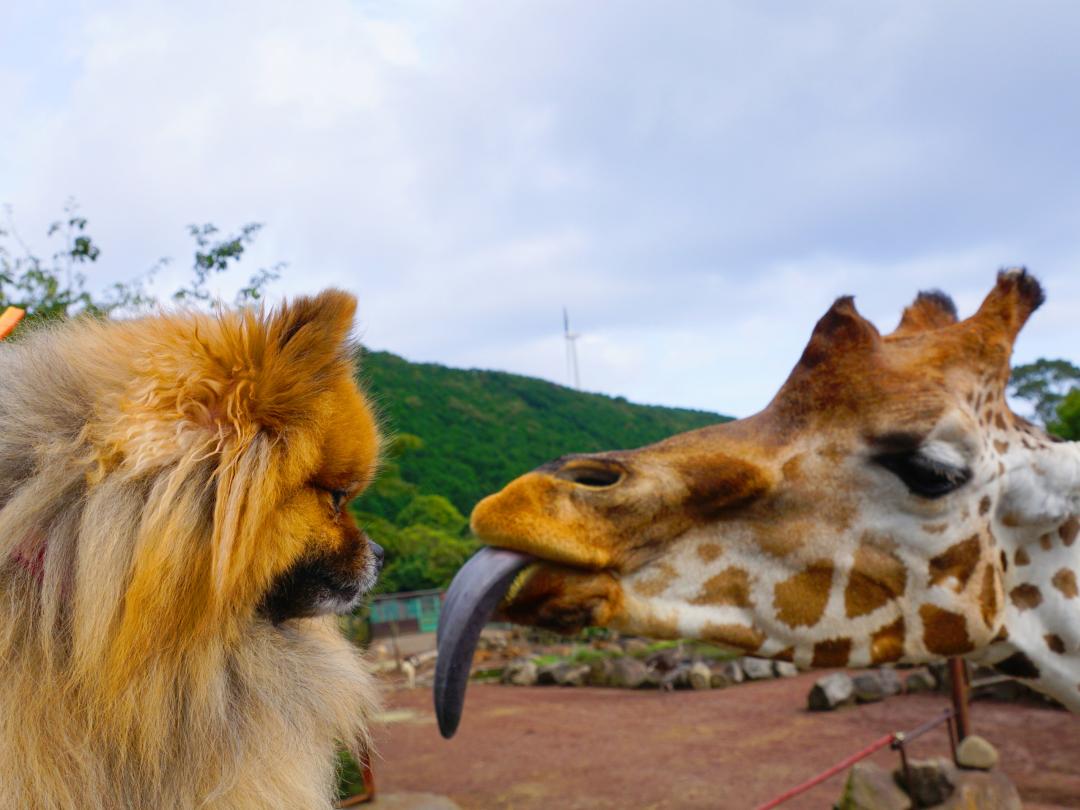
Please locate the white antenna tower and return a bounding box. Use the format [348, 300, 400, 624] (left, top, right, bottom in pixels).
[563, 307, 581, 389]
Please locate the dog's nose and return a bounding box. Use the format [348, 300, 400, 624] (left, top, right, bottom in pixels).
[369, 541, 385, 572]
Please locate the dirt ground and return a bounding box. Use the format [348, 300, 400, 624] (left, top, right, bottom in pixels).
[370, 672, 1080, 810]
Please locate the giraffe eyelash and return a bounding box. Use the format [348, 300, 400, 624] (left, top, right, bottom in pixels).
[872, 451, 972, 499]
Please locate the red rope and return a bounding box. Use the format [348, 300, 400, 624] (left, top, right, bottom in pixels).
[752, 733, 896, 810]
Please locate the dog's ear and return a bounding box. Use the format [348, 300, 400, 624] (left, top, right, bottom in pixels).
[206, 290, 359, 599]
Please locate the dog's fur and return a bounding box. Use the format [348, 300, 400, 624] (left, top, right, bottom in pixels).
[0, 292, 382, 808]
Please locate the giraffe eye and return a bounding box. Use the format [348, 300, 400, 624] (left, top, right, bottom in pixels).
[873, 451, 971, 499]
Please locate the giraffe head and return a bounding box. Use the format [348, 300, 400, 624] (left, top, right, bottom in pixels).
[436, 270, 1080, 735]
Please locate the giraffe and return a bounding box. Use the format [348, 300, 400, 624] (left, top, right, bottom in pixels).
[435, 269, 1080, 736]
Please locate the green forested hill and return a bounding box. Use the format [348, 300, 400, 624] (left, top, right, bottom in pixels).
[355, 348, 730, 517]
[349, 348, 730, 593]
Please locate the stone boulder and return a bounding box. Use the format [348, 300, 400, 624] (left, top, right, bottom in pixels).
[774, 661, 799, 678]
[808, 672, 854, 711]
[688, 661, 712, 690]
[501, 659, 538, 687]
[622, 638, 649, 657]
[719, 660, 744, 684]
[660, 664, 691, 691]
[741, 657, 774, 680]
[555, 663, 591, 686]
[837, 761, 912, 810]
[587, 657, 616, 687]
[878, 668, 903, 696]
[610, 656, 649, 689]
[937, 769, 1021, 809]
[646, 646, 683, 672]
[903, 670, 937, 694]
[893, 757, 955, 807]
[956, 735, 999, 771]
[536, 664, 561, 685]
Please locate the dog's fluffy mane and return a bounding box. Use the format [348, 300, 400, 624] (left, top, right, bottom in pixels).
[0, 293, 378, 808]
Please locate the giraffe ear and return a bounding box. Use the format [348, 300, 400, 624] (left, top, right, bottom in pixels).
[795, 296, 881, 372]
[891, 290, 958, 336]
[967, 268, 1045, 343]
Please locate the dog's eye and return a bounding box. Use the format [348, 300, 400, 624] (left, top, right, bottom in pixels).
[873, 451, 971, 499]
[329, 489, 348, 512]
[315, 485, 349, 513]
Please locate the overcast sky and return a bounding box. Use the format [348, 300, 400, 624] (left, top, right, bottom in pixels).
[3, 1, 1079, 417]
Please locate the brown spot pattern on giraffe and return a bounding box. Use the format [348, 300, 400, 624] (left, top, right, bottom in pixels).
[1052, 568, 1078, 599]
[1039, 534, 1053, 551]
[928, 535, 980, 591]
[1060, 516, 1079, 547]
[993, 439, 1009, 454]
[634, 562, 677, 597]
[812, 638, 852, 668]
[1009, 584, 1043, 611]
[1045, 634, 1066, 654]
[774, 562, 833, 627]
[978, 496, 992, 516]
[920, 604, 973, 655]
[844, 543, 906, 618]
[870, 617, 905, 664]
[979, 565, 999, 629]
[691, 567, 753, 607]
[695, 543, 723, 563]
[700, 622, 765, 652]
[1015, 548, 1030, 566]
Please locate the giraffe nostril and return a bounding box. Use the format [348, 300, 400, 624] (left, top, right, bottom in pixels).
[553, 459, 625, 489]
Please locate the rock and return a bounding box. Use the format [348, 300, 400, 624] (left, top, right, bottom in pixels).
[853, 673, 888, 703]
[903, 670, 937, 694]
[877, 668, 903, 696]
[502, 659, 538, 686]
[774, 661, 799, 678]
[894, 758, 955, 807]
[956, 735, 999, 771]
[555, 663, 590, 687]
[587, 657, 615, 687]
[622, 638, 649, 657]
[536, 664, 561, 686]
[709, 671, 731, 689]
[837, 761, 912, 810]
[718, 660, 744, 684]
[808, 673, 854, 711]
[688, 661, 712, 690]
[937, 769, 1021, 809]
[610, 656, 649, 689]
[365, 792, 462, 809]
[741, 657, 774, 680]
[647, 647, 682, 672]
[661, 664, 691, 690]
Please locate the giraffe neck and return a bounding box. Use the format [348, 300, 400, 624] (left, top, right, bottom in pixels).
[970, 438, 1080, 710]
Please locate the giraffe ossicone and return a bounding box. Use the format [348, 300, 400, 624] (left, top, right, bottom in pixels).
[435, 269, 1080, 737]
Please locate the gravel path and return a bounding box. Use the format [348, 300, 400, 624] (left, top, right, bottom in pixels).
[371, 671, 1080, 809]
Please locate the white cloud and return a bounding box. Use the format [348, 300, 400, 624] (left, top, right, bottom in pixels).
[2, 0, 1079, 418]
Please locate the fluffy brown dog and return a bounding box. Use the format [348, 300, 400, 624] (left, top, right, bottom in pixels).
[0, 291, 383, 808]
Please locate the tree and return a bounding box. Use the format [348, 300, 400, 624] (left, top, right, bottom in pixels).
[1050, 390, 1080, 440]
[0, 202, 280, 322]
[1010, 358, 1080, 427]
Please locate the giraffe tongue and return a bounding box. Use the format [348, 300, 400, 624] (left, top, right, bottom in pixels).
[434, 546, 534, 739]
